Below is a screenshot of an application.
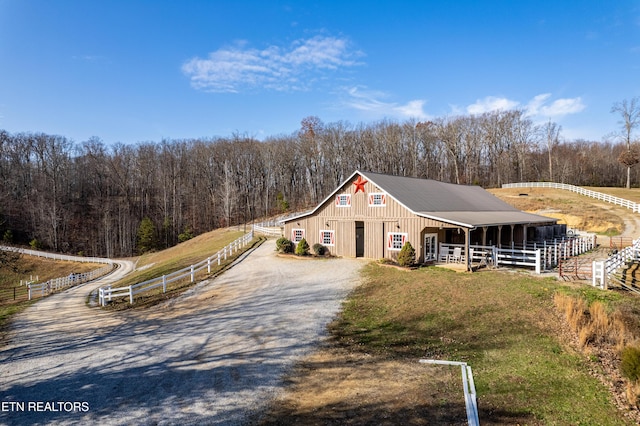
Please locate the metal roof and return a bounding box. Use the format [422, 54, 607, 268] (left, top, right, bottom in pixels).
[285, 171, 557, 228]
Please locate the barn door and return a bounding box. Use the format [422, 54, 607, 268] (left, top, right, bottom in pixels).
[355, 221, 365, 257]
[424, 233, 437, 262]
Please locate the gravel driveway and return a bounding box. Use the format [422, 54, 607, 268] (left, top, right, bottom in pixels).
[0, 242, 363, 425]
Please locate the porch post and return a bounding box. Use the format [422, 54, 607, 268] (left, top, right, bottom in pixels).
[465, 228, 471, 272]
[497, 225, 503, 249]
[482, 226, 488, 246]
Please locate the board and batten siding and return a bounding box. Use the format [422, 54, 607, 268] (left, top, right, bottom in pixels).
[284, 178, 459, 261]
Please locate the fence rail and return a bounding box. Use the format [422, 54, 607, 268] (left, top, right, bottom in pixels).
[98, 231, 254, 306]
[593, 238, 640, 289]
[442, 235, 596, 274]
[502, 182, 640, 212]
[501, 182, 640, 288]
[0, 245, 113, 264]
[27, 264, 115, 300]
[252, 224, 283, 237]
[0, 245, 115, 304]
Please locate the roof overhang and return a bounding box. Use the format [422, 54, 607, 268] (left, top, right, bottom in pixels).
[416, 211, 558, 229]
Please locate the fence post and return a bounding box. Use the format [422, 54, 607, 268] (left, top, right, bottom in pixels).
[163, 275, 167, 293]
[207, 257, 211, 274]
[190, 265, 195, 283]
[535, 250, 541, 274]
[218, 252, 221, 266]
[28, 284, 32, 300]
[129, 286, 134, 304]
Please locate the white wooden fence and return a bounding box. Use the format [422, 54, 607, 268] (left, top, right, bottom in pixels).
[28, 264, 115, 300]
[0, 245, 112, 264]
[442, 235, 596, 274]
[252, 224, 283, 237]
[592, 238, 640, 290]
[502, 182, 640, 212]
[501, 182, 640, 288]
[0, 245, 115, 300]
[98, 231, 254, 306]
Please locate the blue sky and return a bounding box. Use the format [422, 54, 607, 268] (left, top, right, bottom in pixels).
[0, 0, 639, 145]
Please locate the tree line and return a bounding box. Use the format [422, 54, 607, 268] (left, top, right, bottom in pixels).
[0, 107, 637, 258]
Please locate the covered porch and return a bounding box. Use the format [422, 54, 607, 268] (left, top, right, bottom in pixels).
[420, 222, 593, 273]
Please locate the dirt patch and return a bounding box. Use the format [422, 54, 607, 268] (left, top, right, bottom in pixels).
[257, 347, 467, 425]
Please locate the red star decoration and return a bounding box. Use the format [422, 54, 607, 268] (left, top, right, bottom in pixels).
[353, 175, 368, 193]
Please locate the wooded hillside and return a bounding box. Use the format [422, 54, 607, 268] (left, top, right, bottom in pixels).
[0, 110, 635, 257]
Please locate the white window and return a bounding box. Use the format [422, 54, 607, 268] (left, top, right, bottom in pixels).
[368, 193, 386, 207]
[292, 229, 305, 242]
[320, 230, 335, 246]
[387, 232, 407, 251]
[335, 194, 351, 207]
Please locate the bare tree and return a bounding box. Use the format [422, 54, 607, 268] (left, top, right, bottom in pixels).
[543, 120, 561, 181]
[611, 97, 640, 188]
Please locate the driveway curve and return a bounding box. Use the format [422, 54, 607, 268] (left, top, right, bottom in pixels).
[0, 242, 363, 425]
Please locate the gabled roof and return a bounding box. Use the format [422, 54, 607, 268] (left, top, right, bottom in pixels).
[285, 171, 557, 228]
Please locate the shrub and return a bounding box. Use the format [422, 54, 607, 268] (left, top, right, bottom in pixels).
[276, 237, 294, 254]
[178, 226, 194, 243]
[621, 345, 640, 382]
[397, 241, 416, 267]
[312, 243, 327, 256]
[295, 238, 310, 256]
[29, 238, 43, 250]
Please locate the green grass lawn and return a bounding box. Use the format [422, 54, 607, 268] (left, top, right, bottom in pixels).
[330, 264, 634, 425]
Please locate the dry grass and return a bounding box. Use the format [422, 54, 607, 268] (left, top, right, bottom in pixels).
[115, 227, 245, 288]
[489, 187, 626, 235]
[553, 291, 640, 412]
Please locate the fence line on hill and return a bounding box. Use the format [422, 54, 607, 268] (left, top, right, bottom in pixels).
[0, 245, 115, 304]
[27, 264, 116, 300]
[252, 224, 283, 237]
[502, 182, 640, 290]
[502, 182, 639, 212]
[0, 245, 112, 264]
[98, 231, 254, 306]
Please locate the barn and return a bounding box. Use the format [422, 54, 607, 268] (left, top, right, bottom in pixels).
[282, 171, 560, 269]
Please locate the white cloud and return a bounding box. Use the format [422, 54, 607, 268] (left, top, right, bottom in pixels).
[182, 36, 362, 93]
[466, 96, 519, 115]
[525, 93, 552, 116]
[463, 93, 585, 118]
[538, 97, 586, 116]
[394, 100, 428, 118]
[343, 86, 430, 120]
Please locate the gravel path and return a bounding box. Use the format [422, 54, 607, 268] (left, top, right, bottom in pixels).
[0, 242, 363, 425]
